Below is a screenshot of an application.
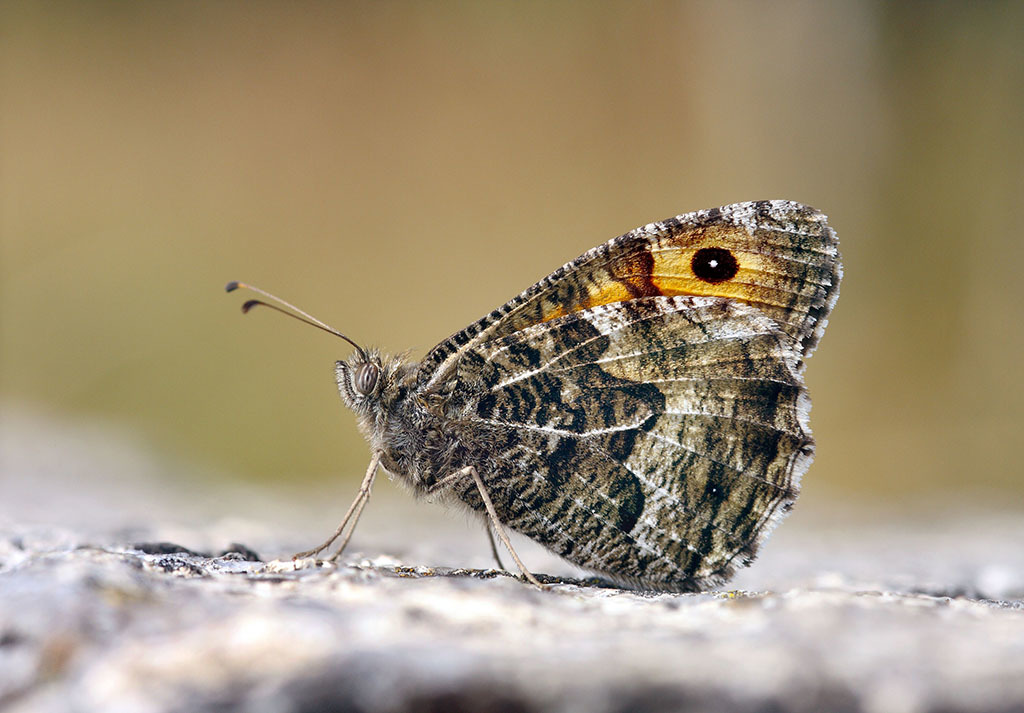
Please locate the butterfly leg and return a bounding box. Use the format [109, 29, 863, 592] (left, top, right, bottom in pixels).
[459, 466, 543, 588]
[292, 451, 382, 561]
[422, 472, 508, 571]
[485, 522, 507, 571]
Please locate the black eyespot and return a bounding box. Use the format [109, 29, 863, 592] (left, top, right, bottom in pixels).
[691, 247, 739, 283]
[354, 363, 379, 396]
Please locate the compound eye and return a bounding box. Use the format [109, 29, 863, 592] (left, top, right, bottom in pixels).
[353, 362, 379, 396]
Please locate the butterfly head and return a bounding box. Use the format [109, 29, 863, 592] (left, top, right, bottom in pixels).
[334, 347, 415, 420]
[335, 350, 383, 409]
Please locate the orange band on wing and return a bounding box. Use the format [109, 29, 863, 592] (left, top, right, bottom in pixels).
[539, 243, 790, 324]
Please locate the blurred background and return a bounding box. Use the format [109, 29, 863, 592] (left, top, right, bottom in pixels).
[2, 2, 1022, 551]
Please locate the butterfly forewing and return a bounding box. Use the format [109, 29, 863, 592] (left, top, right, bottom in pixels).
[446, 295, 811, 591]
[419, 200, 840, 391]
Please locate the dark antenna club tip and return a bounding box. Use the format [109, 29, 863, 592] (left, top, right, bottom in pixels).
[224, 280, 368, 359]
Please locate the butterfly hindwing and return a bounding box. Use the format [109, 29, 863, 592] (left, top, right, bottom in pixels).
[446, 295, 811, 591]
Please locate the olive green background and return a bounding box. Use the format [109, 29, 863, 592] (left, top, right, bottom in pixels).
[2, 2, 1022, 509]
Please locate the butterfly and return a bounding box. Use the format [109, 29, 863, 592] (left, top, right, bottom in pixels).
[228, 200, 841, 591]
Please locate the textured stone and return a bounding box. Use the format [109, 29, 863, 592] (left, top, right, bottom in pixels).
[2, 408, 1022, 712]
[1, 522, 1022, 713]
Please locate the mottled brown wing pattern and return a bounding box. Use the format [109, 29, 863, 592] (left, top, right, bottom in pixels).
[419, 200, 840, 391]
[236, 199, 838, 590]
[446, 295, 811, 591]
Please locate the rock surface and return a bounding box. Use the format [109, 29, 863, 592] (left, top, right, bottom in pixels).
[1, 522, 1023, 713]
[2, 411, 1023, 713]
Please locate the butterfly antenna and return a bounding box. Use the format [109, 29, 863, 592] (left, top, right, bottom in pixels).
[225, 281, 367, 360]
